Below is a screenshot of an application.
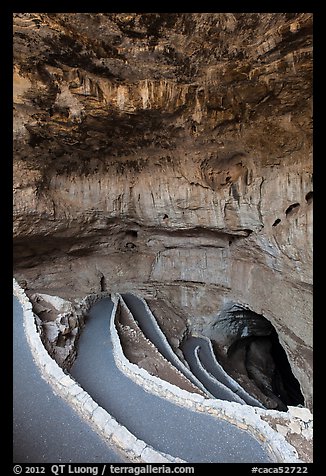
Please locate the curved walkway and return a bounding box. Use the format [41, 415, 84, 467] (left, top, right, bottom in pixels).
[13, 296, 125, 463]
[70, 298, 272, 463]
[190, 336, 263, 407]
[122, 293, 261, 407]
[181, 336, 263, 407]
[121, 293, 209, 395]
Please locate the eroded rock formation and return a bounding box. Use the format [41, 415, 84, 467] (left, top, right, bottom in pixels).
[13, 13, 312, 409]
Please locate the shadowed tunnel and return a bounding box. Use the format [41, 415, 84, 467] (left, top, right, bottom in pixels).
[210, 307, 304, 411]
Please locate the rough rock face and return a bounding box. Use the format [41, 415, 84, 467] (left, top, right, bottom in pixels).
[13, 14, 312, 409]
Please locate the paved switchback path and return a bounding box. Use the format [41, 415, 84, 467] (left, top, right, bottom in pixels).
[13, 296, 124, 463]
[70, 298, 273, 463]
[181, 336, 263, 407]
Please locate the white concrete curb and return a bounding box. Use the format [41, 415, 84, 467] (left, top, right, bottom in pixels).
[13, 280, 184, 463]
[120, 293, 213, 396]
[192, 345, 246, 404]
[116, 296, 202, 395]
[111, 294, 303, 463]
[193, 333, 264, 407]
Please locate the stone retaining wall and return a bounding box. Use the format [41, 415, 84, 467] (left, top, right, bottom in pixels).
[119, 294, 212, 395]
[191, 345, 246, 404]
[192, 333, 264, 407]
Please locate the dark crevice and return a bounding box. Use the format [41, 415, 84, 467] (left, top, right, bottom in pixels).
[100, 275, 106, 292]
[285, 202, 300, 217]
[125, 242, 136, 249]
[305, 191, 313, 204]
[272, 218, 281, 227]
[231, 183, 240, 202]
[212, 307, 304, 411]
[270, 330, 304, 407]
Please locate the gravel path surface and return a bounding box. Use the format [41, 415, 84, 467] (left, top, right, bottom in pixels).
[70, 298, 272, 463]
[13, 297, 125, 463]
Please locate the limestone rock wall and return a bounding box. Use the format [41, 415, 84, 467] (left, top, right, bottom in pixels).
[13, 13, 312, 409]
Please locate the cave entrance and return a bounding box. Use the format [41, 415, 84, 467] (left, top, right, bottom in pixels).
[269, 329, 304, 407]
[211, 307, 304, 411]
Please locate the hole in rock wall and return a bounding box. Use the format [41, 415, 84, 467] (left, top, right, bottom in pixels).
[210, 306, 304, 411]
[305, 191, 313, 204]
[285, 202, 300, 217]
[125, 242, 136, 249]
[272, 218, 281, 227]
[231, 183, 240, 202]
[100, 275, 106, 292]
[269, 329, 304, 407]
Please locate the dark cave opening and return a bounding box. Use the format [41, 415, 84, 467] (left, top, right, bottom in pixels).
[213, 307, 304, 411]
[285, 202, 300, 217]
[100, 275, 106, 292]
[305, 191, 313, 204]
[272, 218, 281, 227]
[270, 329, 304, 407]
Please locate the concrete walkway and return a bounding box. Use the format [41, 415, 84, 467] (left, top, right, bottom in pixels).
[181, 338, 246, 403]
[70, 298, 272, 463]
[13, 296, 125, 463]
[123, 293, 251, 405]
[183, 336, 263, 407]
[121, 293, 209, 394]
